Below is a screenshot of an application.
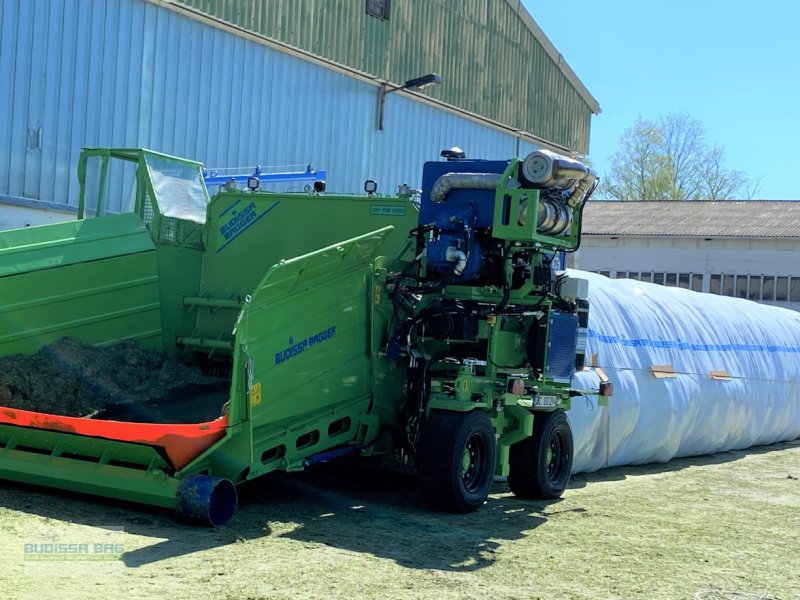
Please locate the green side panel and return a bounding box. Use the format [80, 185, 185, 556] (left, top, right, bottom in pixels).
[232, 227, 393, 473]
[0, 425, 178, 509]
[0, 213, 154, 277]
[152, 244, 205, 358]
[192, 191, 417, 344]
[0, 214, 162, 357]
[172, 0, 595, 152]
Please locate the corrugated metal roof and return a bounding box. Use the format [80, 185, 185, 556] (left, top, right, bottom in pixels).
[583, 201, 800, 238]
[167, 0, 598, 153]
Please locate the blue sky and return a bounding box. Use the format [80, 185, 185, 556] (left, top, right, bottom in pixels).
[524, 0, 800, 199]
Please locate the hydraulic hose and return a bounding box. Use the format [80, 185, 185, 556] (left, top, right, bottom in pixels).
[565, 178, 599, 254]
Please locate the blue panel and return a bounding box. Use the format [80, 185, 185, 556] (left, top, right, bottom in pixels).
[39, 0, 64, 204]
[0, 0, 553, 219]
[0, 1, 16, 189]
[418, 159, 510, 227]
[518, 138, 545, 159]
[546, 312, 579, 382]
[8, 0, 32, 199]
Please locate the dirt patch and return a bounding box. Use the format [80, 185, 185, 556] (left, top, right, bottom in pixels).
[0, 337, 228, 422]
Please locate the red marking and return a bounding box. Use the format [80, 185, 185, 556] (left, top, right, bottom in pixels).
[0, 407, 227, 470]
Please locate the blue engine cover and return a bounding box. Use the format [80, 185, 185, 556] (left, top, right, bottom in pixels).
[423, 202, 485, 282]
[426, 235, 484, 282]
[418, 159, 511, 228]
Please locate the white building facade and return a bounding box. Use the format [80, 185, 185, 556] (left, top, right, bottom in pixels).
[575, 201, 800, 312]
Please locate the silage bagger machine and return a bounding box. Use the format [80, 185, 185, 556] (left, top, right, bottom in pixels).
[0, 147, 608, 525]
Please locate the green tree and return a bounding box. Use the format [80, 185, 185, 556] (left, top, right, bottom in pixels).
[601, 113, 759, 200]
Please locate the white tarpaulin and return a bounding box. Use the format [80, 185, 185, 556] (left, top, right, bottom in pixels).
[567, 270, 800, 473]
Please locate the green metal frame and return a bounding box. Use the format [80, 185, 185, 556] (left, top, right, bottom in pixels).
[405, 155, 596, 477]
[0, 426, 179, 508]
[490, 160, 581, 249]
[77, 148, 209, 245]
[0, 147, 598, 520]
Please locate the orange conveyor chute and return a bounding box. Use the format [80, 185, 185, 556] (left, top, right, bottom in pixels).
[0, 407, 228, 470]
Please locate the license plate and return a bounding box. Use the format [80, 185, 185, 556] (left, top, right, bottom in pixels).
[533, 394, 559, 407]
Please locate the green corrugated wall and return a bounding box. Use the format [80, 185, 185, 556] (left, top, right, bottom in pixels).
[175, 0, 597, 153]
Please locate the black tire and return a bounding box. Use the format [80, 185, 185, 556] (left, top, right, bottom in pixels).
[508, 409, 573, 500]
[417, 410, 497, 513]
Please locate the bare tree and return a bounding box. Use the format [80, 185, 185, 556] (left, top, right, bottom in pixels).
[698, 146, 745, 200]
[661, 113, 704, 199]
[742, 176, 763, 200]
[601, 113, 756, 200]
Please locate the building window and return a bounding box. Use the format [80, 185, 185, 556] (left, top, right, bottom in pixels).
[776, 277, 789, 301]
[703, 274, 798, 302]
[665, 273, 677, 287]
[736, 275, 748, 299]
[599, 270, 610, 277]
[791, 277, 800, 302]
[628, 272, 640, 281]
[762, 276, 775, 301]
[678, 273, 690, 289]
[710, 274, 721, 295]
[722, 275, 735, 296]
[653, 273, 665, 285]
[747, 276, 761, 301]
[639, 272, 652, 283]
[366, 0, 391, 20]
[614, 271, 626, 279]
[691, 274, 703, 292]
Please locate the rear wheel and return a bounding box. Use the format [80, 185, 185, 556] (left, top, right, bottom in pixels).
[508, 409, 573, 500]
[417, 410, 496, 512]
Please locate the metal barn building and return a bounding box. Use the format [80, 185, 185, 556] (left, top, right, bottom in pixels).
[0, 0, 598, 228]
[575, 201, 800, 312]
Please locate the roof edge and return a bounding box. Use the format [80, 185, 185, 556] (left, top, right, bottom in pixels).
[504, 0, 601, 114]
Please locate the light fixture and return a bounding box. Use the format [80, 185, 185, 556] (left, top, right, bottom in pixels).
[440, 147, 466, 160]
[378, 73, 441, 131]
[402, 73, 441, 91]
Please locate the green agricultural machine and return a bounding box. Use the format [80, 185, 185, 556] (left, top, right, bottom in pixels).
[0, 147, 608, 525]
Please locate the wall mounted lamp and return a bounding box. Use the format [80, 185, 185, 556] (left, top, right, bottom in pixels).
[377, 73, 441, 131]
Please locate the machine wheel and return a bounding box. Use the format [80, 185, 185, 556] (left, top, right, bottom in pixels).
[508, 409, 573, 500]
[417, 410, 497, 513]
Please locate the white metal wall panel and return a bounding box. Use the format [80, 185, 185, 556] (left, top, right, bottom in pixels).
[1, 0, 546, 211]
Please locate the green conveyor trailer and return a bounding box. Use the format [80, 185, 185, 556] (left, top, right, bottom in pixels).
[0, 148, 608, 525]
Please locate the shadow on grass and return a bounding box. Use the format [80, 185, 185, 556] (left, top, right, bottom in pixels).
[239, 463, 554, 572]
[568, 441, 797, 489]
[0, 463, 552, 572]
[0, 478, 269, 568]
[1, 441, 794, 572]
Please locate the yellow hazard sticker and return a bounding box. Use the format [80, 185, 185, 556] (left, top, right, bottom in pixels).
[373, 284, 382, 304]
[250, 381, 262, 406]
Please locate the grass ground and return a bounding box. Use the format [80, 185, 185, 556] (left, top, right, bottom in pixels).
[0, 441, 798, 600]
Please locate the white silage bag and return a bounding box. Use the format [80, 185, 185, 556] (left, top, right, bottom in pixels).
[567, 270, 800, 473]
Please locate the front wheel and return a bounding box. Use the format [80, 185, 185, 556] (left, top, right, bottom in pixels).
[417, 410, 497, 513]
[508, 409, 573, 500]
